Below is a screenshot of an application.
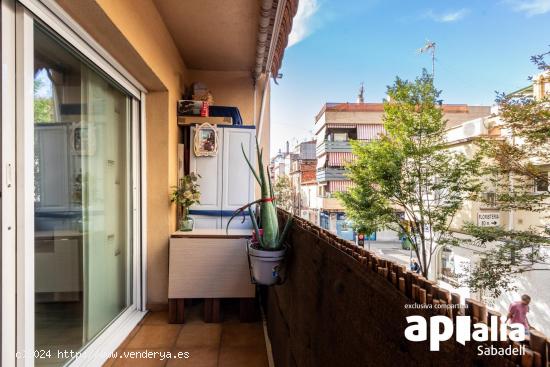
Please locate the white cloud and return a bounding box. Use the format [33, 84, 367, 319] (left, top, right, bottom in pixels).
[424, 8, 469, 23]
[507, 0, 550, 16]
[288, 0, 320, 47]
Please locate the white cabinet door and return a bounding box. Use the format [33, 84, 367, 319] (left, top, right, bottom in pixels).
[189, 126, 224, 211]
[35, 125, 70, 211]
[192, 215, 222, 229]
[222, 215, 252, 230]
[222, 128, 255, 212]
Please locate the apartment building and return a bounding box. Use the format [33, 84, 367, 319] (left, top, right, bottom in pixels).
[313, 100, 491, 242]
[270, 149, 287, 180]
[433, 72, 550, 333]
[288, 140, 317, 222]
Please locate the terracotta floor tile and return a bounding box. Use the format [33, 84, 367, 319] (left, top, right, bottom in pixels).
[103, 302, 269, 367]
[111, 348, 170, 367]
[166, 347, 218, 367]
[220, 322, 265, 348]
[175, 323, 222, 349]
[218, 345, 268, 367]
[36, 361, 68, 367]
[143, 311, 170, 325]
[103, 355, 117, 367]
[126, 324, 182, 349]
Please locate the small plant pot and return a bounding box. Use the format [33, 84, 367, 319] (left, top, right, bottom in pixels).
[247, 241, 286, 286]
[179, 217, 194, 232]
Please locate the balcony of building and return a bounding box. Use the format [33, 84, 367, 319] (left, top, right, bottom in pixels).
[105, 212, 549, 367]
[4, 1, 550, 366]
[319, 196, 344, 210]
[2, 0, 302, 366]
[316, 140, 353, 155]
[316, 167, 347, 182]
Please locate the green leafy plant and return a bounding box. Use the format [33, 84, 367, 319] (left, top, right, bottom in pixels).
[273, 175, 293, 212]
[338, 70, 482, 278]
[171, 173, 201, 219]
[227, 139, 293, 250]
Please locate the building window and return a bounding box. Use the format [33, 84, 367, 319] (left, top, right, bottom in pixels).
[318, 184, 326, 197]
[534, 171, 549, 193]
[480, 192, 497, 208]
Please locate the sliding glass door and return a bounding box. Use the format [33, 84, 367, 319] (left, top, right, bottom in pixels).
[1, 2, 144, 365]
[33, 24, 133, 365]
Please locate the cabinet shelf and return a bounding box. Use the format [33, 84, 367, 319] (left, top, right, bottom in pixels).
[177, 116, 232, 126]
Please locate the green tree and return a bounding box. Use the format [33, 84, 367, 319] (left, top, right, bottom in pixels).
[34, 75, 54, 123]
[273, 175, 294, 212]
[338, 70, 481, 278]
[463, 49, 550, 297]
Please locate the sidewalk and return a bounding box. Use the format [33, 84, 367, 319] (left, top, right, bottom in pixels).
[359, 241, 416, 267]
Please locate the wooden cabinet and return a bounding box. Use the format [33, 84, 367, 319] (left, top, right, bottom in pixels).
[168, 229, 256, 323]
[168, 229, 254, 299]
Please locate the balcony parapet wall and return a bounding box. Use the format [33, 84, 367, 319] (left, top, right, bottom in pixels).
[265, 210, 549, 367]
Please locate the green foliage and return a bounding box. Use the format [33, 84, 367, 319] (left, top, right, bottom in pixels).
[226, 139, 292, 251]
[34, 78, 54, 123]
[273, 175, 293, 212]
[463, 49, 550, 297]
[171, 173, 201, 218]
[462, 223, 550, 298]
[338, 69, 481, 278]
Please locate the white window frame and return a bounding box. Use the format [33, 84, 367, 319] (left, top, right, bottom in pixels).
[15, 6, 35, 366]
[1, 0, 149, 366]
[1, 0, 18, 365]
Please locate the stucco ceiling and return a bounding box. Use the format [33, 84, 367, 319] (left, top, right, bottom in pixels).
[153, 0, 260, 71]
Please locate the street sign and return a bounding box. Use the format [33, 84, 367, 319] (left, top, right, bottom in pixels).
[477, 212, 500, 227]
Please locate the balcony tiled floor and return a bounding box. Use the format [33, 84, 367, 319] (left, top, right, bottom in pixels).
[104, 301, 269, 367]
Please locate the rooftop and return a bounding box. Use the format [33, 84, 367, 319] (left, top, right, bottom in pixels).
[314, 102, 490, 123]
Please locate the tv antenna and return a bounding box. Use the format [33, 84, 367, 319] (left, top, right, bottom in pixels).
[419, 40, 437, 80]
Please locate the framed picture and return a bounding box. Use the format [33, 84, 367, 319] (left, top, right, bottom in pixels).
[70, 123, 96, 156]
[193, 123, 218, 157]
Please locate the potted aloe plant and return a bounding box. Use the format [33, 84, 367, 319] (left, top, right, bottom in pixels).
[227, 139, 292, 285]
[171, 173, 201, 231]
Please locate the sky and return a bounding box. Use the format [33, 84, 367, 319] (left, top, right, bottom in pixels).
[270, 0, 550, 155]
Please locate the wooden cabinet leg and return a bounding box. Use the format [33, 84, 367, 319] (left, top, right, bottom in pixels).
[240, 298, 259, 322]
[169, 299, 177, 323]
[169, 298, 185, 324]
[177, 299, 185, 323]
[204, 298, 221, 323]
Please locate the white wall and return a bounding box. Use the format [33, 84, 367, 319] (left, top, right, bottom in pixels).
[429, 234, 550, 335]
[490, 262, 550, 335]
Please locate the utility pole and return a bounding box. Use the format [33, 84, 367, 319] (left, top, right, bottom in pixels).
[419, 40, 436, 80]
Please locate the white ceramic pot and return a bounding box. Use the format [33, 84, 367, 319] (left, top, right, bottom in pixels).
[247, 241, 286, 286]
